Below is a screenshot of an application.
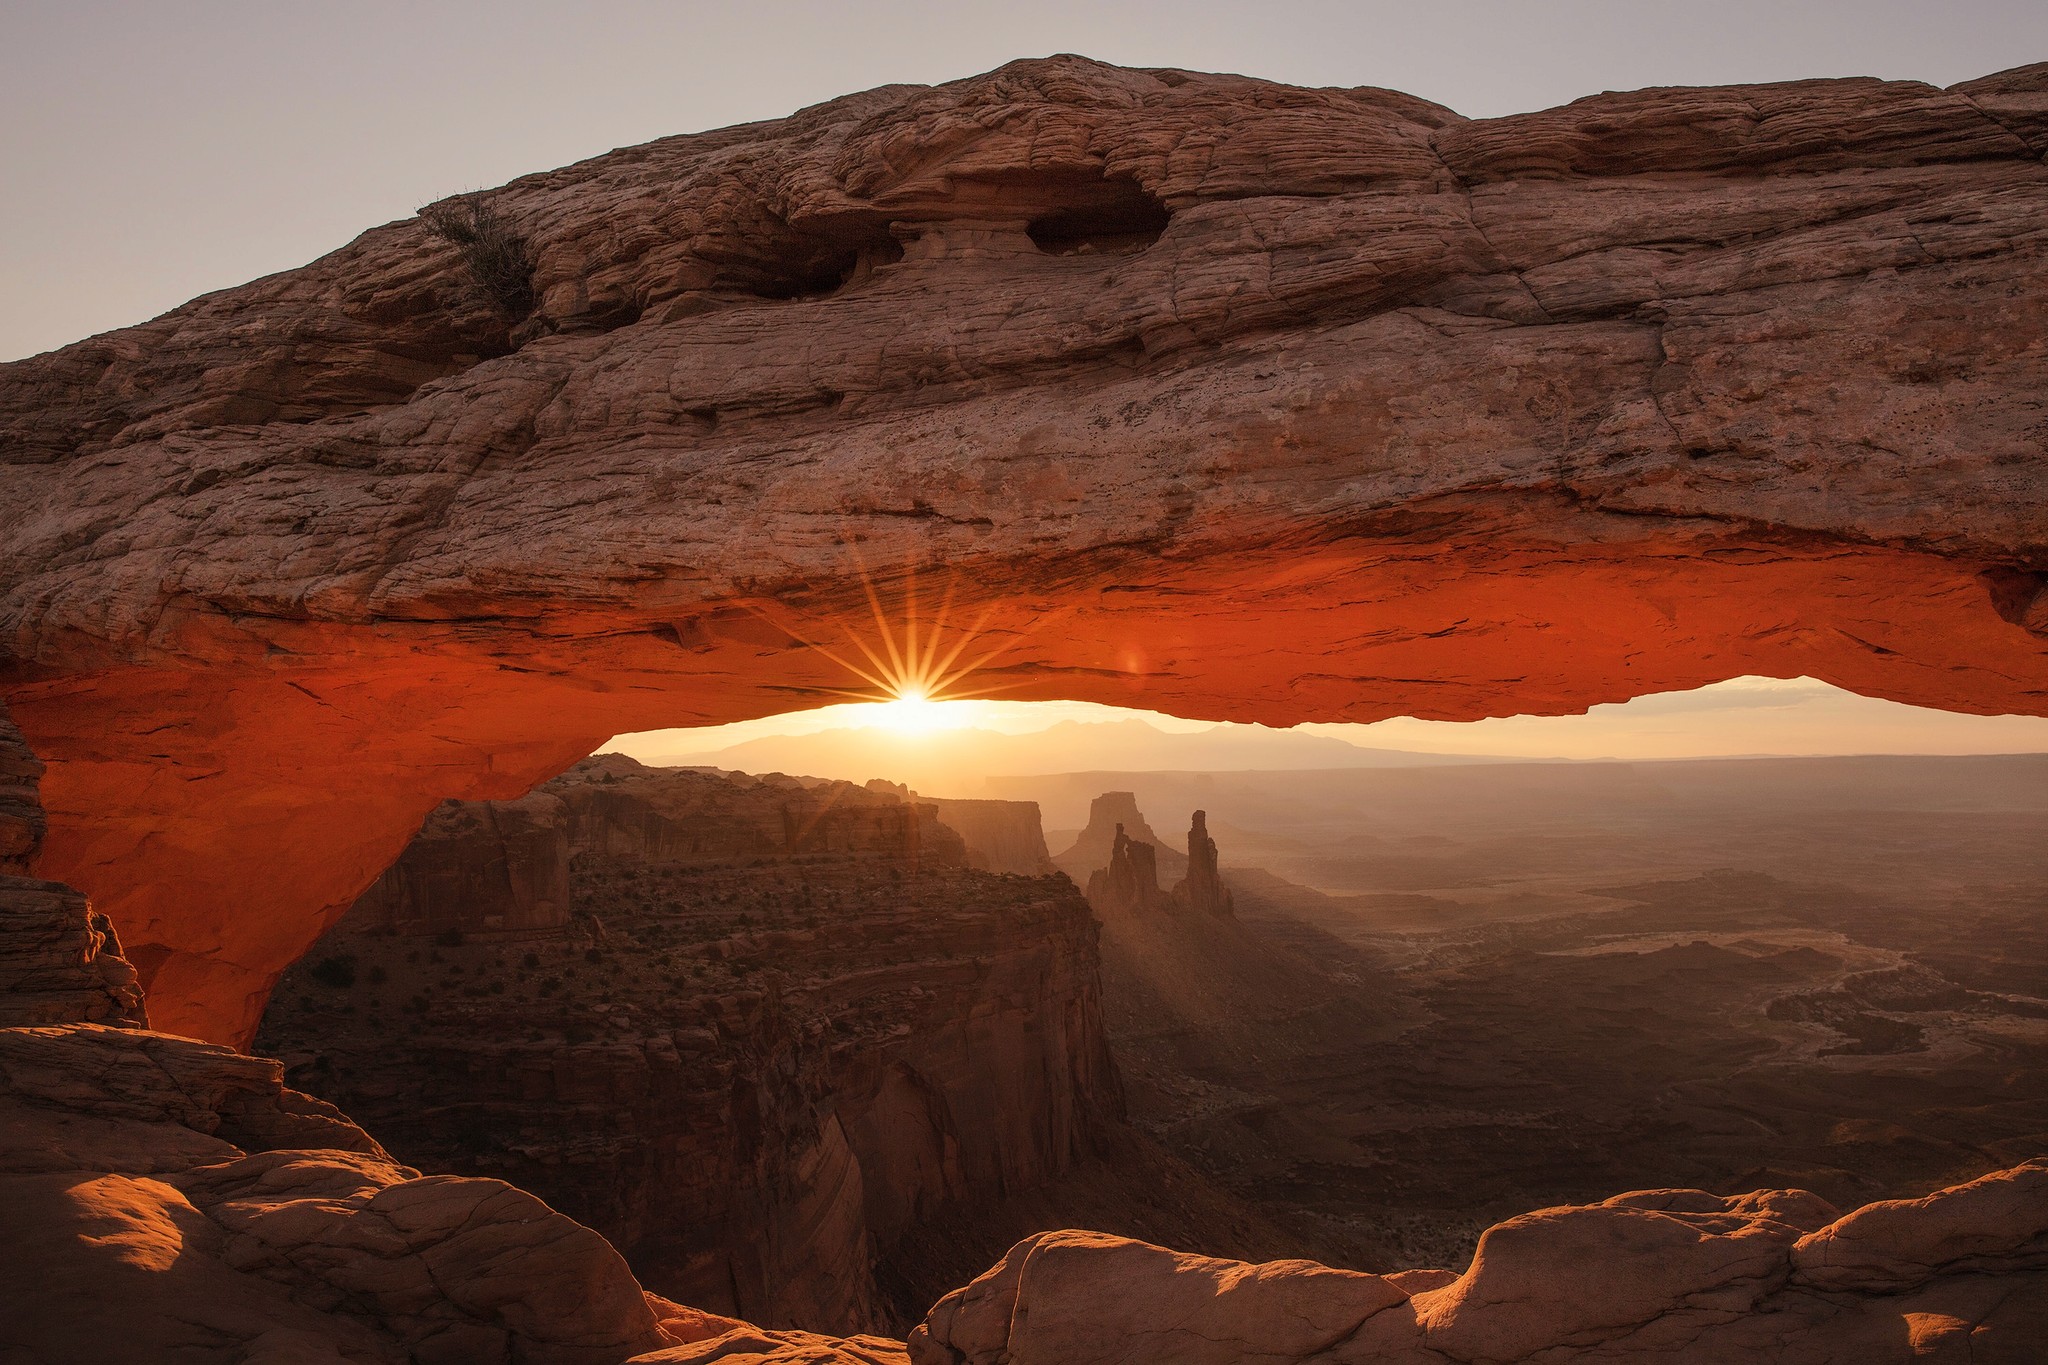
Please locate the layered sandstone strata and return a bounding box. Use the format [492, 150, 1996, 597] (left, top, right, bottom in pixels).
[558, 757, 966, 866]
[351, 759, 968, 940]
[860, 783, 1055, 877]
[350, 788, 574, 935]
[4, 60, 2047, 1041]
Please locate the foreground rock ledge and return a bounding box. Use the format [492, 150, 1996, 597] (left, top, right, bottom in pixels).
[4, 57, 2048, 1042]
[908, 1182, 2048, 1363]
[4, 1023, 2043, 1364]
[0, 1024, 676, 1364]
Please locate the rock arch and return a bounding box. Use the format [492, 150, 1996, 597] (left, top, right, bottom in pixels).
[4, 57, 2047, 1044]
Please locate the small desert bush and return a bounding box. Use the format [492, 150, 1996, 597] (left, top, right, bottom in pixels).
[419, 194, 538, 319]
[308, 954, 357, 989]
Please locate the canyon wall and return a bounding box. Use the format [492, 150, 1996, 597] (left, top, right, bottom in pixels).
[349, 789, 573, 936]
[864, 781, 1054, 877]
[348, 760, 970, 938]
[920, 798, 1055, 877]
[2, 59, 2046, 1041]
[559, 759, 966, 867]
[259, 758, 1121, 1331]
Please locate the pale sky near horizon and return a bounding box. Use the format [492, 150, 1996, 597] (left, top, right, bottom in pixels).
[605, 678, 2048, 766]
[6, 0, 2047, 360]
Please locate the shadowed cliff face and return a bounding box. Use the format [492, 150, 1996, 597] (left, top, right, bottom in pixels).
[3, 57, 2047, 1043]
[256, 758, 1121, 1332]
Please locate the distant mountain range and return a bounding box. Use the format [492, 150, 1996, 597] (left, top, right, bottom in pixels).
[618, 717, 1510, 797]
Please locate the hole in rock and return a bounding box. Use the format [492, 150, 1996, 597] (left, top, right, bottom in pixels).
[570, 296, 647, 334]
[1023, 175, 1170, 255]
[741, 220, 906, 300]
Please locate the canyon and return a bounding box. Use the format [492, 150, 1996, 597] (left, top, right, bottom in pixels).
[254, 757, 1299, 1331]
[4, 52, 2048, 1365]
[7, 713, 2047, 1360]
[259, 753, 2048, 1339]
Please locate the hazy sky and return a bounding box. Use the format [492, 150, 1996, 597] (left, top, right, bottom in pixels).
[7, 0, 2047, 360]
[607, 677, 2048, 768]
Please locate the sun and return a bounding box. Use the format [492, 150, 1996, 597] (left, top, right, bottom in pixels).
[872, 687, 947, 734]
[865, 685, 992, 736]
[739, 557, 1075, 738]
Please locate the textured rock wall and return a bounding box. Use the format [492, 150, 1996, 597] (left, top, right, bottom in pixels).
[3, 59, 2047, 1042]
[0, 701, 44, 876]
[350, 788, 573, 935]
[342, 760, 969, 938]
[0, 702, 146, 1029]
[560, 759, 966, 867]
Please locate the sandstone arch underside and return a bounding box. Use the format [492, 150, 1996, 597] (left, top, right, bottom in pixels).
[4, 57, 2048, 1045]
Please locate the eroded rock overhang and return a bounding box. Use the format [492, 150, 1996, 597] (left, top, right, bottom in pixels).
[3, 56, 2047, 1043]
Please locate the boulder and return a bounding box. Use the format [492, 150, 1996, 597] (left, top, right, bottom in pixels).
[0, 1023, 671, 1365]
